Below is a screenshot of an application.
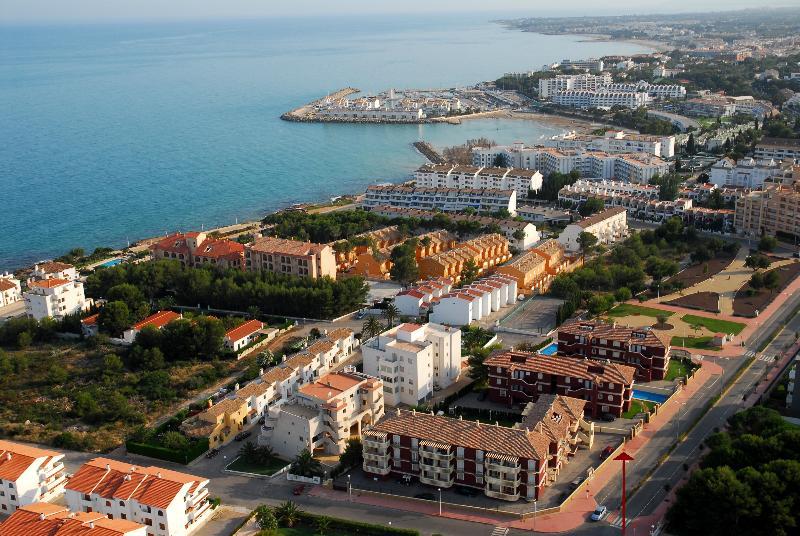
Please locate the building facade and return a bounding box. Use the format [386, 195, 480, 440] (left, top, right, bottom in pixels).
[755, 137, 800, 162]
[558, 207, 629, 252]
[0, 441, 66, 514]
[150, 232, 245, 270]
[23, 279, 91, 321]
[363, 185, 517, 216]
[413, 164, 543, 198]
[417, 234, 511, 283]
[709, 157, 783, 189]
[0, 273, 22, 307]
[0, 503, 146, 536]
[429, 275, 518, 326]
[122, 310, 182, 344]
[246, 237, 337, 279]
[223, 320, 265, 352]
[734, 182, 800, 239]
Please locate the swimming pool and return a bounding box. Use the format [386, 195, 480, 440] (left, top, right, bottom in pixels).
[99, 258, 123, 268]
[539, 342, 558, 356]
[632, 390, 669, 404]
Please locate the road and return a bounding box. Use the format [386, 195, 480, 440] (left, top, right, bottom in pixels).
[594, 287, 800, 531]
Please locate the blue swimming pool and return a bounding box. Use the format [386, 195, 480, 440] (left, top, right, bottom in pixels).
[540, 342, 558, 356]
[100, 258, 123, 268]
[632, 390, 669, 404]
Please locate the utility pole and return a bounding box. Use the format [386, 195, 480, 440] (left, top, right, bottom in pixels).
[615, 451, 635, 536]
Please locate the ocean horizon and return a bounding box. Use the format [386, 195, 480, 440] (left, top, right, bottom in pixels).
[0, 13, 650, 271]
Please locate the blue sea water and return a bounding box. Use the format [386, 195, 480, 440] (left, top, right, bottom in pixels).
[0, 14, 649, 270]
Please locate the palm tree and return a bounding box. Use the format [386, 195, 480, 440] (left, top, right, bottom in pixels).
[362, 317, 383, 340]
[315, 516, 331, 536]
[239, 440, 258, 463]
[382, 304, 399, 328]
[274, 501, 301, 528]
[290, 449, 324, 478]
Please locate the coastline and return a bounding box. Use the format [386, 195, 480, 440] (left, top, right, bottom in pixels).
[575, 33, 672, 53]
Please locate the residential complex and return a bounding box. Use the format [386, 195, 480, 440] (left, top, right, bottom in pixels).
[413, 164, 543, 198]
[223, 319, 267, 353]
[65, 458, 212, 536]
[709, 157, 784, 188]
[362, 393, 593, 501]
[362, 185, 518, 216]
[539, 73, 686, 109]
[557, 58, 605, 72]
[23, 278, 91, 321]
[682, 95, 778, 119]
[122, 310, 182, 344]
[541, 131, 676, 159]
[417, 233, 511, 283]
[603, 81, 686, 100]
[362, 322, 462, 406]
[394, 277, 453, 318]
[496, 239, 578, 294]
[150, 232, 245, 270]
[262, 370, 384, 459]
[557, 320, 671, 382]
[429, 274, 518, 326]
[0, 503, 146, 536]
[246, 236, 337, 279]
[484, 350, 636, 417]
[538, 73, 613, 98]
[754, 137, 800, 162]
[0, 273, 22, 307]
[734, 182, 800, 239]
[367, 205, 540, 250]
[0, 440, 66, 513]
[552, 89, 651, 109]
[29, 262, 77, 283]
[558, 206, 628, 252]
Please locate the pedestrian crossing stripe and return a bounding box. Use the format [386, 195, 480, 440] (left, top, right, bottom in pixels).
[745, 350, 756, 358]
[490, 527, 509, 536]
[758, 354, 775, 362]
[606, 512, 632, 528]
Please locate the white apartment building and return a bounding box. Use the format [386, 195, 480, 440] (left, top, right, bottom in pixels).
[23, 279, 91, 321]
[544, 130, 675, 159]
[538, 73, 613, 98]
[755, 137, 800, 162]
[558, 207, 628, 251]
[394, 277, 453, 318]
[317, 107, 424, 122]
[0, 441, 66, 514]
[65, 458, 212, 536]
[414, 164, 543, 198]
[559, 58, 604, 72]
[362, 323, 462, 406]
[28, 262, 77, 283]
[0, 503, 146, 536]
[552, 89, 651, 109]
[559, 179, 660, 200]
[363, 185, 517, 216]
[604, 81, 687, 100]
[709, 157, 783, 189]
[0, 273, 22, 307]
[429, 275, 518, 327]
[261, 370, 384, 459]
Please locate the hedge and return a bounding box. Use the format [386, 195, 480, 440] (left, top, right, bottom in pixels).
[126, 437, 209, 465]
[297, 512, 418, 536]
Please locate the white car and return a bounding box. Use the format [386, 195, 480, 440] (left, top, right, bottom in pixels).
[590, 505, 607, 521]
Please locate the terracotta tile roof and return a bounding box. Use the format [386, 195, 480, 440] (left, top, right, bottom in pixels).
[574, 207, 627, 229]
[81, 314, 100, 326]
[398, 323, 422, 332]
[298, 371, 365, 402]
[0, 279, 18, 291]
[130, 310, 181, 331]
[0, 440, 61, 481]
[224, 319, 263, 342]
[371, 409, 550, 461]
[261, 365, 295, 384]
[500, 249, 546, 273]
[0, 504, 145, 536]
[28, 278, 70, 289]
[304, 339, 336, 355]
[249, 236, 329, 257]
[236, 380, 272, 398]
[201, 397, 246, 419]
[519, 394, 586, 443]
[37, 261, 74, 274]
[485, 351, 636, 386]
[66, 458, 206, 510]
[193, 239, 245, 259]
[558, 319, 670, 349]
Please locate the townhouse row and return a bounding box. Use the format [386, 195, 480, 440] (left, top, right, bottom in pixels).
[413, 164, 544, 199]
[362, 185, 518, 216]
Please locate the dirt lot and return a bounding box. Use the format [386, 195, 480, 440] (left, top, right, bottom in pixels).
[665, 291, 720, 313]
[498, 296, 563, 334]
[665, 254, 735, 289]
[733, 262, 800, 317]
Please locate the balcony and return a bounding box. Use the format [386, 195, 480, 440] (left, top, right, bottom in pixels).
[484, 485, 520, 501]
[419, 458, 452, 474]
[419, 448, 453, 462]
[363, 459, 391, 475]
[363, 437, 389, 450]
[419, 471, 455, 488]
[363, 450, 390, 464]
[485, 457, 520, 471]
[485, 470, 520, 486]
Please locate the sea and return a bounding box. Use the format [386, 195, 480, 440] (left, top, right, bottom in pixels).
[0, 14, 649, 271]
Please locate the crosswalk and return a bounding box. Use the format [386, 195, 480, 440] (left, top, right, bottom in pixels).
[745, 350, 756, 358]
[489, 527, 509, 536]
[758, 354, 776, 363]
[606, 511, 633, 529]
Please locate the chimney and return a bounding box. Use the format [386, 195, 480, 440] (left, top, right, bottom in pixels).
[458, 415, 463, 420]
[89, 522, 94, 529]
[207, 399, 213, 409]
[396, 408, 401, 416]
[235, 383, 240, 391]
[157, 472, 162, 478]
[39, 513, 46, 521]
[106, 463, 110, 471]
[259, 368, 264, 376]
[495, 421, 499, 427]
[5, 453, 11, 460]
[412, 408, 416, 415]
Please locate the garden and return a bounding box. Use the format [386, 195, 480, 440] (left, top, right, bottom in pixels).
[227, 441, 288, 476]
[733, 261, 800, 317]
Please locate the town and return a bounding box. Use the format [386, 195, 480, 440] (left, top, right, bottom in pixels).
[2, 6, 800, 536]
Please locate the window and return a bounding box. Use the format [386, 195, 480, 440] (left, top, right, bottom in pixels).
[159, 524, 166, 530]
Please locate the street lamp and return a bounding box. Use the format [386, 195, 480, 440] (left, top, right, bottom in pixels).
[533, 499, 537, 532]
[347, 474, 351, 501]
[438, 488, 442, 516]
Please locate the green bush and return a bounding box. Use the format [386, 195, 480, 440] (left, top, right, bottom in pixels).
[125, 436, 208, 465]
[297, 511, 418, 536]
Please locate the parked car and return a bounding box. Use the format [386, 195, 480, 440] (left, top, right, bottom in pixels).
[234, 430, 252, 441]
[570, 477, 585, 490]
[356, 310, 367, 319]
[455, 486, 478, 497]
[205, 448, 219, 459]
[292, 484, 305, 496]
[590, 505, 608, 521]
[414, 493, 437, 501]
[601, 413, 616, 422]
[600, 446, 615, 460]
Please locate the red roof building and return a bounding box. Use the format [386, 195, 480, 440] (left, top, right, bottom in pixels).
[0, 503, 146, 536]
[151, 231, 245, 270]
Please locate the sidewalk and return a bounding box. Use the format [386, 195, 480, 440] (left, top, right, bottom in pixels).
[309, 359, 723, 534]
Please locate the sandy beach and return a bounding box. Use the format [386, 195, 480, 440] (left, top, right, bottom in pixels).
[432, 108, 618, 134]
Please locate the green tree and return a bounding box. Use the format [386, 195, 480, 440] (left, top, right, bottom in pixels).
[749, 272, 765, 291]
[686, 132, 696, 154]
[254, 505, 279, 533]
[745, 254, 771, 271]
[389, 240, 419, 286]
[758, 235, 778, 252]
[614, 287, 632, 302]
[274, 501, 301, 528]
[764, 270, 780, 293]
[579, 197, 605, 216]
[98, 301, 132, 337]
[577, 232, 599, 256]
[193, 316, 225, 360]
[338, 438, 363, 470]
[459, 259, 480, 286]
[161, 431, 190, 451]
[47, 364, 69, 384]
[361, 317, 383, 340]
[492, 153, 511, 167]
[17, 331, 32, 349]
[315, 516, 331, 536]
[382, 304, 399, 328]
[290, 450, 323, 478]
[512, 229, 526, 242]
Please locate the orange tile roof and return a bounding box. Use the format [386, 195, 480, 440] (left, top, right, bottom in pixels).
[0, 505, 145, 536]
[224, 319, 263, 342]
[0, 279, 18, 291]
[0, 440, 61, 481]
[28, 278, 70, 289]
[37, 261, 74, 274]
[66, 458, 206, 510]
[574, 207, 627, 229]
[298, 372, 364, 402]
[249, 236, 329, 256]
[485, 351, 636, 386]
[81, 314, 100, 326]
[559, 319, 670, 349]
[130, 310, 181, 331]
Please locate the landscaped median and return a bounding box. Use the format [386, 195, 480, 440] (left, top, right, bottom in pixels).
[608, 304, 675, 318]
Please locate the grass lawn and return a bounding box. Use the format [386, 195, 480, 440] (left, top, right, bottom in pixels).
[608, 304, 674, 318]
[227, 456, 288, 476]
[671, 335, 716, 350]
[278, 525, 350, 536]
[665, 359, 693, 381]
[681, 314, 745, 335]
[623, 399, 656, 419]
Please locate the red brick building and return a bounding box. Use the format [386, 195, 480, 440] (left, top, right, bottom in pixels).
[151, 231, 245, 270]
[557, 320, 671, 381]
[362, 396, 590, 501]
[484, 351, 636, 418]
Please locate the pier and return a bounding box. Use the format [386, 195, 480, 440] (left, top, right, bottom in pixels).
[413, 141, 447, 164]
[281, 87, 360, 121]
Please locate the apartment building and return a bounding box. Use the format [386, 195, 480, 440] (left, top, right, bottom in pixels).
[734, 182, 800, 239]
[362, 323, 461, 406]
[23, 279, 91, 321]
[709, 157, 783, 189]
[333, 226, 405, 271]
[362, 185, 517, 216]
[0, 273, 22, 307]
[150, 232, 245, 270]
[262, 371, 384, 459]
[484, 351, 636, 417]
[755, 137, 800, 162]
[0, 441, 66, 514]
[557, 320, 671, 382]
[552, 89, 651, 109]
[603, 81, 686, 99]
[29, 262, 77, 283]
[543, 131, 676, 159]
[223, 319, 265, 353]
[558, 179, 659, 200]
[65, 458, 212, 536]
[538, 73, 613, 98]
[417, 234, 511, 282]
[0, 503, 146, 536]
[246, 237, 337, 279]
[558, 207, 628, 252]
[362, 397, 592, 501]
[122, 310, 182, 344]
[413, 164, 544, 198]
[559, 58, 604, 72]
[394, 277, 453, 318]
[367, 205, 539, 250]
[344, 229, 457, 280]
[429, 275, 518, 326]
[515, 205, 573, 225]
[316, 106, 424, 122]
